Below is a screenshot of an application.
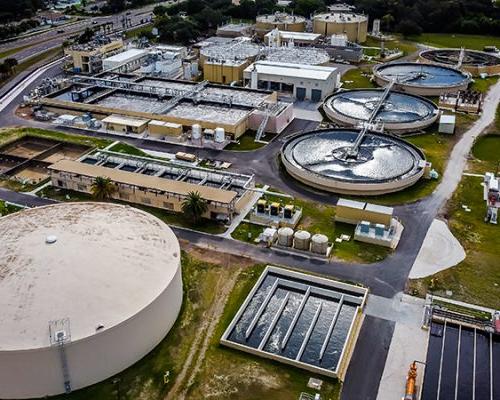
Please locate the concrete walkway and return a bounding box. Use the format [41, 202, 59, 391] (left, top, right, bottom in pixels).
[409, 219, 466, 279]
[221, 185, 269, 238]
[367, 293, 428, 400]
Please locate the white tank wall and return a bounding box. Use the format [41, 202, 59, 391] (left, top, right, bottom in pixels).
[0, 263, 183, 399]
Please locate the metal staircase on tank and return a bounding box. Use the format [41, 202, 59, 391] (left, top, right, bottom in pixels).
[49, 318, 72, 394]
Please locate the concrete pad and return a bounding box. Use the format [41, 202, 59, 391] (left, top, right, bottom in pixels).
[293, 107, 323, 122]
[376, 323, 428, 400]
[409, 219, 465, 279]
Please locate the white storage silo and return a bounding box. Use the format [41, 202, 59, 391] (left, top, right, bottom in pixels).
[192, 124, 202, 139]
[293, 230, 311, 250]
[215, 127, 225, 143]
[277, 227, 294, 247]
[311, 233, 329, 255]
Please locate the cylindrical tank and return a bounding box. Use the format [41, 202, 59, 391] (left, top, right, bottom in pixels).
[192, 124, 201, 139]
[312, 12, 368, 43]
[215, 127, 225, 143]
[311, 233, 329, 255]
[293, 230, 311, 250]
[277, 227, 294, 247]
[255, 13, 306, 37]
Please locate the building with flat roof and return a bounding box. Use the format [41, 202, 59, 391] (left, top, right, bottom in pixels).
[65, 35, 124, 74]
[38, 76, 294, 138]
[48, 151, 256, 221]
[216, 22, 254, 38]
[265, 29, 322, 47]
[313, 12, 369, 43]
[102, 48, 149, 72]
[244, 61, 339, 101]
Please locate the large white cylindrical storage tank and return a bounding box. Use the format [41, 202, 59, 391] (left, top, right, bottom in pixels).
[192, 124, 202, 139]
[311, 233, 329, 255]
[215, 127, 225, 143]
[278, 227, 294, 247]
[293, 230, 311, 250]
[0, 203, 183, 399]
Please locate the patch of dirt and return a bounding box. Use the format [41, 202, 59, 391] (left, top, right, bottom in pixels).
[165, 255, 243, 400]
[180, 241, 255, 268]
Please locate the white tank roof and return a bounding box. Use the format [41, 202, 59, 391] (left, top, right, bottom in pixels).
[294, 230, 311, 239]
[312, 233, 329, 243]
[0, 202, 180, 351]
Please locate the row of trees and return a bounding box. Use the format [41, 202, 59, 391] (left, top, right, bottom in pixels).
[353, 0, 500, 36]
[0, 18, 40, 41]
[91, 177, 208, 223]
[0, 0, 43, 23]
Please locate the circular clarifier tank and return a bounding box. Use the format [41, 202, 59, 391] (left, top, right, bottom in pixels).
[419, 48, 500, 76]
[323, 89, 439, 133]
[373, 62, 471, 96]
[281, 129, 426, 195]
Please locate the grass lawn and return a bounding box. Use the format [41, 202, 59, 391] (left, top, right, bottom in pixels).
[48, 253, 341, 400]
[38, 186, 226, 234]
[470, 76, 499, 94]
[232, 194, 391, 264]
[409, 33, 500, 50]
[0, 200, 22, 216]
[469, 134, 500, 174]
[356, 113, 479, 205]
[0, 127, 111, 149]
[364, 36, 418, 57]
[0, 42, 41, 60]
[108, 141, 153, 157]
[124, 23, 153, 39]
[0, 46, 63, 86]
[407, 175, 500, 309]
[341, 66, 376, 89]
[225, 131, 270, 151]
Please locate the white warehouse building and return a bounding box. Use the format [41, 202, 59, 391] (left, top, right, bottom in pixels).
[244, 61, 339, 101]
[0, 202, 183, 399]
[102, 48, 149, 72]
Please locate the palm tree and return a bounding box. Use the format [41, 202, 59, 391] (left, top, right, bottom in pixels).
[181, 191, 208, 223]
[91, 176, 116, 201]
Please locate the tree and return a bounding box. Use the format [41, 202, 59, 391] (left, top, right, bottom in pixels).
[181, 191, 208, 223]
[294, 0, 325, 17]
[91, 176, 116, 200]
[4, 58, 17, 74]
[78, 27, 95, 44]
[396, 19, 422, 37]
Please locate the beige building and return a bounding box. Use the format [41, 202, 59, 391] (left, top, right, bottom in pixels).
[49, 159, 255, 221]
[313, 12, 368, 43]
[255, 13, 306, 37]
[65, 37, 124, 74]
[203, 59, 252, 84]
[102, 115, 149, 134]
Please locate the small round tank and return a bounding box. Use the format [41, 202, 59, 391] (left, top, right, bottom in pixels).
[192, 124, 202, 140]
[311, 234, 329, 255]
[215, 127, 225, 143]
[278, 227, 294, 247]
[293, 230, 311, 250]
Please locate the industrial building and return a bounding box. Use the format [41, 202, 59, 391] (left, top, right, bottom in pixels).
[35, 76, 294, 139]
[244, 61, 339, 101]
[216, 22, 253, 38]
[199, 38, 260, 83]
[65, 35, 124, 74]
[102, 48, 149, 72]
[255, 13, 306, 37]
[264, 29, 322, 47]
[312, 12, 369, 43]
[0, 202, 182, 398]
[221, 266, 368, 380]
[49, 150, 256, 221]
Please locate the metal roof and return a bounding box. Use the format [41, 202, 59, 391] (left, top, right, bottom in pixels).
[49, 160, 238, 204]
[245, 61, 336, 81]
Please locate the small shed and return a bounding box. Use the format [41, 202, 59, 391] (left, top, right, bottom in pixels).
[439, 114, 456, 134]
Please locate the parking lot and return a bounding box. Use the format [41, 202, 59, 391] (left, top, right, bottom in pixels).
[422, 321, 500, 400]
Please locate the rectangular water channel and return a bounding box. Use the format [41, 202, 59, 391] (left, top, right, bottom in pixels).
[221, 266, 367, 378]
[421, 321, 500, 400]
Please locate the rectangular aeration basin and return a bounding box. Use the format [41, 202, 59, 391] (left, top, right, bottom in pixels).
[221, 266, 367, 379]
